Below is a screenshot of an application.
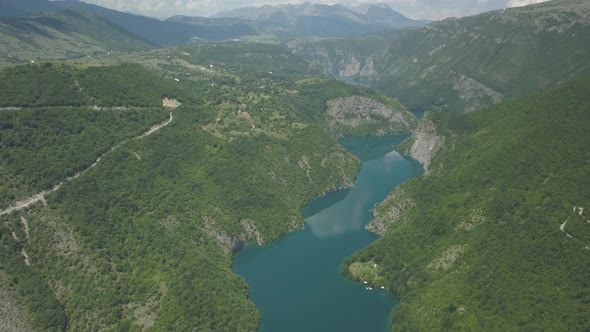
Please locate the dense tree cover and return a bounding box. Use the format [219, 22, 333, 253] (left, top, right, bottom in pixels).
[181, 43, 315, 80]
[0, 106, 167, 207]
[344, 79, 590, 330]
[0, 54, 375, 330]
[0, 224, 67, 331]
[77, 64, 188, 106]
[0, 63, 84, 106]
[0, 62, 189, 206]
[0, 103, 359, 330]
[0, 63, 186, 107]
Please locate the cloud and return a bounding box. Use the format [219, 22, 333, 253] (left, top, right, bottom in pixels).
[506, 0, 549, 8]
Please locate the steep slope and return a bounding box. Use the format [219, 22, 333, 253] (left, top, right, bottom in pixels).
[291, 0, 590, 112]
[350, 3, 428, 27]
[0, 44, 415, 330]
[0, 0, 57, 16]
[0, 63, 183, 331]
[0, 0, 258, 45]
[288, 33, 394, 82]
[345, 78, 590, 330]
[0, 63, 185, 208]
[0, 8, 155, 63]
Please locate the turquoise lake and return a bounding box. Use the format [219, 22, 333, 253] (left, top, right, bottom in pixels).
[233, 136, 423, 332]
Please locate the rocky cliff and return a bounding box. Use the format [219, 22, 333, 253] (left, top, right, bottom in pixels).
[325, 95, 416, 136]
[366, 187, 415, 235]
[287, 0, 590, 113]
[407, 116, 443, 174]
[287, 41, 381, 85]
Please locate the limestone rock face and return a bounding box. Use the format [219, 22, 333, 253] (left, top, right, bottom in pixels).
[409, 117, 443, 174]
[325, 96, 415, 136]
[366, 187, 415, 235]
[162, 97, 181, 108]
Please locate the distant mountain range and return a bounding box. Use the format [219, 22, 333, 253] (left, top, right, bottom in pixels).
[0, 7, 155, 63]
[0, 0, 258, 45]
[211, 2, 426, 37]
[0, 0, 426, 47]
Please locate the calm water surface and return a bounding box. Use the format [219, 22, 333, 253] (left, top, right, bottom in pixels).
[233, 136, 422, 332]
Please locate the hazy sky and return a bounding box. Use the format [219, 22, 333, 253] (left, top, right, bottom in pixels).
[77, 0, 550, 20]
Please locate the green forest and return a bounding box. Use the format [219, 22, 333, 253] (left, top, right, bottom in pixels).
[0, 48, 414, 330]
[345, 79, 590, 330]
[2, 1, 590, 330]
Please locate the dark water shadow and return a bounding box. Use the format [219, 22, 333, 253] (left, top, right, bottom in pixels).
[301, 188, 352, 219]
[338, 135, 410, 162]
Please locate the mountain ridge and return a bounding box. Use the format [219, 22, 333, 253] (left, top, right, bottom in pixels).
[345, 76, 590, 330]
[0, 7, 155, 63]
[289, 0, 590, 112]
[211, 2, 426, 37]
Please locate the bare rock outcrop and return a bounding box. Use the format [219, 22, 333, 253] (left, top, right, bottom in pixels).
[240, 219, 264, 246]
[201, 215, 245, 254]
[366, 187, 416, 235]
[427, 245, 466, 271]
[202, 214, 266, 253]
[162, 97, 181, 108]
[409, 116, 444, 174]
[451, 73, 503, 113]
[326, 96, 414, 136]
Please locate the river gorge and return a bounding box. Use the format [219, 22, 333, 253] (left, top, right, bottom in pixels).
[233, 136, 423, 331]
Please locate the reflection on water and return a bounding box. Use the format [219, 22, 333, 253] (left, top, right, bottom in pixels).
[339, 135, 409, 162]
[307, 150, 411, 238]
[233, 136, 423, 332]
[302, 188, 352, 219]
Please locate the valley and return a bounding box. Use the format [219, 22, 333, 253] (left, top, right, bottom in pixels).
[1, 0, 589, 331]
[290, 0, 590, 113]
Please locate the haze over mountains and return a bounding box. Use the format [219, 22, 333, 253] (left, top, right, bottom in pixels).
[210, 2, 426, 36]
[0, 0, 426, 45]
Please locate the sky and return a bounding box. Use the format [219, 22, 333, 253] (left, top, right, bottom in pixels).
[76, 0, 551, 20]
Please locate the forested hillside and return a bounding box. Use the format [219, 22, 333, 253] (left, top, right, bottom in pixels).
[345, 78, 590, 330]
[3, 0, 588, 330]
[0, 8, 154, 63]
[0, 63, 187, 207]
[0, 43, 415, 330]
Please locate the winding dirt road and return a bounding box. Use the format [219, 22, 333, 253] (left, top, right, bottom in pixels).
[0, 112, 174, 217]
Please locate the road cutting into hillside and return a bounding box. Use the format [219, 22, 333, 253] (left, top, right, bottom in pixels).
[0, 112, 174, 217]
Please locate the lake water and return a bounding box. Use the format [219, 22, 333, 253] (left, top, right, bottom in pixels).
[233, 136, 423, 332]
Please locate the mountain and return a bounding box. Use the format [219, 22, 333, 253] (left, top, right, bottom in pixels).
[0, 43, 415, 330]
[0, 0, 60, 16]
[0, 0, 258, 45]
[290, 0, 590, 112]
[345, 77, 590, 330]
[51, 0, 259, 44]
[0, 8, 155, 63]
[2, 0, 589, 330]
[350, 3, 429, 27]
[1, 0, 425, 44]
[212, 3, 426, 37]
